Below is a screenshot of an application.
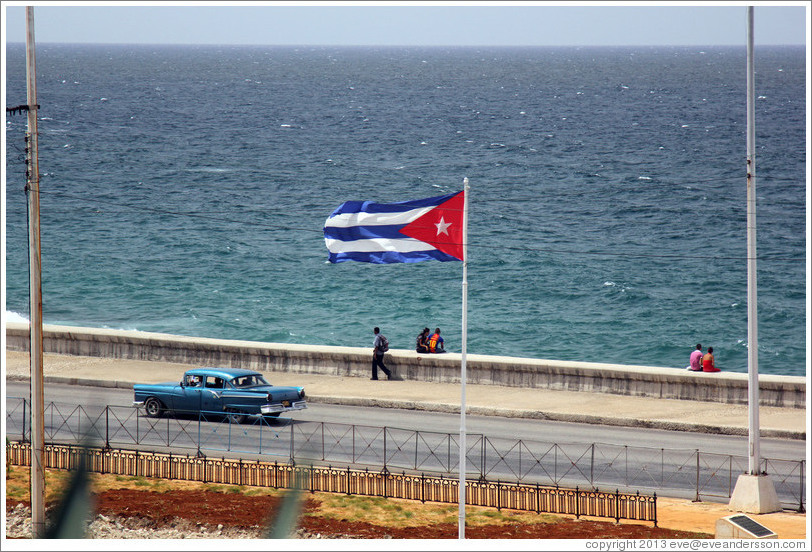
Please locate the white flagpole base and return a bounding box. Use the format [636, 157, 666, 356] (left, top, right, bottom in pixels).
[729, 474, 781, 514]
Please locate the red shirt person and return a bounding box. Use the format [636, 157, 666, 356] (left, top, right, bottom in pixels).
[702, 347, 720, 372]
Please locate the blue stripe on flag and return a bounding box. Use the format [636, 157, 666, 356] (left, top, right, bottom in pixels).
[327, 249, 460, 264]
[323, 224, 406, 242]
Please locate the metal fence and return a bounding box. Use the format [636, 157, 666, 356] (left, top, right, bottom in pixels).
[5, 441, 658, 525]
[5, 397, 805, 512]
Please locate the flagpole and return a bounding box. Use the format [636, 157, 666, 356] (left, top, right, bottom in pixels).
[744, 4, 760, 478]
[729, 5, 779, 514]
[458, 177, 469, 539]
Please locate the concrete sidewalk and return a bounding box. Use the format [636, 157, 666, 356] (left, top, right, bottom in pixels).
[4, 350, 806, 439]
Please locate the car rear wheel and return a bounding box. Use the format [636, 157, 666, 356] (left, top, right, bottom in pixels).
[225, 408, 247, 424]
[144, 397, 163, 418]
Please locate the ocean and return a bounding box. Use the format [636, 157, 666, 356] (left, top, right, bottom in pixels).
[4, 44, 807, 376]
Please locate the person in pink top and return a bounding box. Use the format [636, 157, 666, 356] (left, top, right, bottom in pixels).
[687, 343, 704, 371]
[702, 347, 721, 372]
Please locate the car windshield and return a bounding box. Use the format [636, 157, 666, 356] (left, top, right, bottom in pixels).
[230, 374, 269, 388]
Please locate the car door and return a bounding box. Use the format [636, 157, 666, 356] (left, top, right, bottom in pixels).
[171, 376, 203, 415]
[200, 376, 225, 414]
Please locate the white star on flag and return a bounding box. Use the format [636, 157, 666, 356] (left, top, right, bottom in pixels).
[435, 217, 451, 236]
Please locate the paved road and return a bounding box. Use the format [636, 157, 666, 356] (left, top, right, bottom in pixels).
[6, 382, 804, 459]
[5, 381, 806, 507]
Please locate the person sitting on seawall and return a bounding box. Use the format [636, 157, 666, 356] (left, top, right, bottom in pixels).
[702, 347, 720, 372]
[687, 343, 703, 371]
[427, 328, 445, 353]
[416, 327, 430, 353]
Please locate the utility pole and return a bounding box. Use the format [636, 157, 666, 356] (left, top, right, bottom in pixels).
[25, 5, 46, 538]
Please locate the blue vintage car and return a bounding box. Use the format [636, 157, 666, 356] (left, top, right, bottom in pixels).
[132, 367, 306, 423]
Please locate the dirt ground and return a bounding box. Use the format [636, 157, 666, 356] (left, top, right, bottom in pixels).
[6, 466, 806, 540]
[9, 488, 711, 539]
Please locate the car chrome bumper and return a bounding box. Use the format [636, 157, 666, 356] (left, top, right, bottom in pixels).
[261, 401, 307, 415]
[132, 401, 145, 408]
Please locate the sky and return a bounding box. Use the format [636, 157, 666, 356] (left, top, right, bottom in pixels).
[2, 1, 808, 47]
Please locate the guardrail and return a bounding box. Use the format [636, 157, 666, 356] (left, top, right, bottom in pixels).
[5, 441, 658, 525]
[5, 398, 804, 512]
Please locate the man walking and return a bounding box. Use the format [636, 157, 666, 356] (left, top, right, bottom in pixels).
[372, 327, 392, 380]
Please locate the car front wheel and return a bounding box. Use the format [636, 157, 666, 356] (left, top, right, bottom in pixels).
[144, 397, 163, 418]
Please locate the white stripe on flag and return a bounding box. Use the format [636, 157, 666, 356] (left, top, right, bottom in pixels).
[324, 237, 434, 254]
[325, 205, 435, 228]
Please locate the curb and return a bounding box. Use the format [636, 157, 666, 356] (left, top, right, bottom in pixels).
[308, 395, 805, 441]
[7, 375, 804, 441]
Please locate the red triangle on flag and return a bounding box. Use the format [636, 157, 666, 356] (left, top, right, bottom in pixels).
[400, 191, 465, 261]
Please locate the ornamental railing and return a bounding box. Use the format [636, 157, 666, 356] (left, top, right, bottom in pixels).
[5, 397, 804, 512]
[5, 441, 658, 525]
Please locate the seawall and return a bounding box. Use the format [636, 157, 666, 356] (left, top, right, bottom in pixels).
[5, 322, 805, 408]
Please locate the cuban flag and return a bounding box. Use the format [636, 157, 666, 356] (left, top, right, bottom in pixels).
[324, 190, 465, 264]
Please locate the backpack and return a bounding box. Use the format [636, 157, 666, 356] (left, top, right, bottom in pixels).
[379, 335, 389, 353]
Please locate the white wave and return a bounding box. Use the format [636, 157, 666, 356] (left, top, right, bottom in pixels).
[186, 167, 230, 173]
[100, 324, 143, 332]
[638, 176, 652, 180]
[5, 311, 29, 324]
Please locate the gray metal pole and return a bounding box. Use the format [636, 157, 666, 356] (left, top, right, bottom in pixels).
[745, 5, 761, 475]
[458, 177, 469, 539]
[25, 5, 46, 538]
